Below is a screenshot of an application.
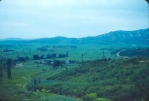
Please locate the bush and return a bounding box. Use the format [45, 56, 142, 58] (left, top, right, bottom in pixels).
[97, 98, 112, 101]
[75, 99, 84, 101]
[83, 93, 97, 101]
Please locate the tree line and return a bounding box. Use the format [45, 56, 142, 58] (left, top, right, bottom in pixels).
[33, 52, 68, 60]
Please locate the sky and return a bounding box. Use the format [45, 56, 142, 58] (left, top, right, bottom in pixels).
[0, 0, 148, 39]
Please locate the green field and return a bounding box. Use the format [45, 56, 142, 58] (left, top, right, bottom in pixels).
[0, 44, 113, 60]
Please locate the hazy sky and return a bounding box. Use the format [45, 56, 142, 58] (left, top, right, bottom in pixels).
[0, 0, 148, 39]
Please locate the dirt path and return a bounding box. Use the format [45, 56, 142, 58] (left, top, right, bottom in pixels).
[23, 83, 27, 88]
[22, 77, 30, 88]
[116, 52, 120, 57]
[116, 51, 128, 58]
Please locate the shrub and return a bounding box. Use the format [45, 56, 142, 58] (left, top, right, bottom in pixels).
[97, 98, 112, 101]
[86, 93, 97, 101]
[75, 99, 84, 101]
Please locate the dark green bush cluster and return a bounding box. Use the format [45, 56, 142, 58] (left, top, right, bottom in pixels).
[119, 48, 149, 57]
[0, 88, 34, 101]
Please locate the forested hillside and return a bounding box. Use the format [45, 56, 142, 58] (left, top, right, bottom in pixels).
[27, 57, 149, 101]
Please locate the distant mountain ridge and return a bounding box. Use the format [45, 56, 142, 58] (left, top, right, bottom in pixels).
[0, 28, 148, 45]
[1, 38, 24, 40]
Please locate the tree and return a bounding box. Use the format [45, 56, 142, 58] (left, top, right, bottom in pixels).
[33, 54, 40, 60]
[34, 78, 37, 85]
[18, 57, 25, 62]
[40, 55, 44, 59]
[59, 53, 67, 58]
[25, 56, 29, 61]
[53, 60, 62, 68]
[7, 58, 12, 80]
[0, 58, 3, 83]
[82, 54, 84, 61]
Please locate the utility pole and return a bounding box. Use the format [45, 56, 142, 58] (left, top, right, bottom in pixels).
[103, 50, 105, 59]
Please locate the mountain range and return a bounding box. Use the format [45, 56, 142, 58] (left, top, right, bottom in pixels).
[0, 28, 148, 45]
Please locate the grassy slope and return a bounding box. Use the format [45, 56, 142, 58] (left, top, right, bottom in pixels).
[45, 57, 149, 101]
[0, 60, 79, 101]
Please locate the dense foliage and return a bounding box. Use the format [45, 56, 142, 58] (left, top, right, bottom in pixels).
[119, 48, 149, 57]
[27, 57, 149, 101]
[110, 48, 149, 58]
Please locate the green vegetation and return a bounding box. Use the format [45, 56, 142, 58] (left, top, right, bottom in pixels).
[0, 42, 149, 101]
[0, 60, 79, 101]
[40, 57, 148, 101]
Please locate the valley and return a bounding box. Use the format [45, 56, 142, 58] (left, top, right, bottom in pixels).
[0, 28, 149, 101]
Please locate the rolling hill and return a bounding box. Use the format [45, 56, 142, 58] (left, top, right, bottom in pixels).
[0, 28, 148, 45]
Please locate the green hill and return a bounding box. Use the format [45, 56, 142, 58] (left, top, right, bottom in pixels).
[0, 28, 148, 45]
[27, 57, 149, 101]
